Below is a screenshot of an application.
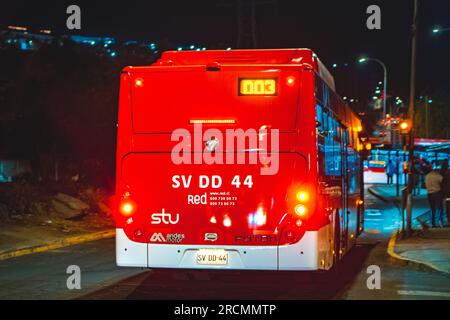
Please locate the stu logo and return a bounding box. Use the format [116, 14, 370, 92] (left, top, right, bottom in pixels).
[151, 208, 180, 225]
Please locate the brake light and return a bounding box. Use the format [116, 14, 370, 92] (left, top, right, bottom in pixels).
[291, 187, 315, 220]
[296, 191, 309, 202]
[294, 204, 307, 217]
[119, 200, 136, 216]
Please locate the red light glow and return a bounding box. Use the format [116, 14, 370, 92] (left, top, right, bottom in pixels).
[119, 200, 136, 216]
[296, 191, 309, 202]
[134, 78, 144, 88]
[286, 76, 296, 87]
[294, 204, 307, 217]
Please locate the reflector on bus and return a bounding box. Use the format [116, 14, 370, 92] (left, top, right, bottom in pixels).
[189, 119, 236, 124]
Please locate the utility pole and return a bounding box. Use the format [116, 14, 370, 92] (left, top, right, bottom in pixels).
[396, 150, 400, 197]
[425, 95, 429, 138]
[234, 0, 276, 48]
[406, 0, 419, 237]
[236, 0, 258, 48]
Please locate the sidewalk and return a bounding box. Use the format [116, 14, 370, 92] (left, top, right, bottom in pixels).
[369, 183, 450, 274]
[368, 184, 430, 226]
[0, 213, 115, 261]
[394, 228, 450, 274]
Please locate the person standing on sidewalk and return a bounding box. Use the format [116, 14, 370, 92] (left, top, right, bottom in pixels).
[425, 168, 444, 227]
[386, 160, 395, 185]
[440, 159, 450, 226]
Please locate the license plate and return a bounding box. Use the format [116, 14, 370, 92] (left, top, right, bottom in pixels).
[196, 249, 228, 265]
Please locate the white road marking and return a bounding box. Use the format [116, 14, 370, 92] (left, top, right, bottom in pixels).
[397, 290, 450, 298]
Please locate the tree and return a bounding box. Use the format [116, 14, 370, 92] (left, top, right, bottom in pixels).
[0, 38, 153, 187]
[414, 91, 450, 139]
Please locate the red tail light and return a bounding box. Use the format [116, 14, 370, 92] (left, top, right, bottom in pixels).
[294, 204, 307, 217]
[119, 200, 136, 216]
[296, 191, 309, 202]
[291, 187, 316, 221]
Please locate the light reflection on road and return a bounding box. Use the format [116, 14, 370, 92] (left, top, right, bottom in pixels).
[362, 185, 401, 240]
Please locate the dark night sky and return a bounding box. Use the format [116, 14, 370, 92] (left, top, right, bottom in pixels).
[1, 0, 449, 105]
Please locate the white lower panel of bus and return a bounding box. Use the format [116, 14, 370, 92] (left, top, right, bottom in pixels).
[116, 228, 148, 267]
[116, 225, 333, 270]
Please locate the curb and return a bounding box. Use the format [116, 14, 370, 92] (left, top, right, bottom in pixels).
[373, 186, 450, 275]
[0, 229, 115, 262]
[367, 186, 393, 203]
[387, 230, 450, 275]
[369, 186, 431, 225]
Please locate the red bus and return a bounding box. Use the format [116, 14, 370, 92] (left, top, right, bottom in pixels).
[115, 49, 364, 270]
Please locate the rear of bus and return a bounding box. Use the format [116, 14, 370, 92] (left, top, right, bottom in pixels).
[114, 49, 331, 270]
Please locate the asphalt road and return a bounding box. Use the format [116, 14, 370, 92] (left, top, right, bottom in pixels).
[1, 185, 449, 300]
[0, 238, 142, 299]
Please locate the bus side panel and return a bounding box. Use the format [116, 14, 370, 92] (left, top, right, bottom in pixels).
[278, 224, 334, 271]
[115, 72, 149, 267]
[115, 71, 133, 230]
[346, 191, 359, 251]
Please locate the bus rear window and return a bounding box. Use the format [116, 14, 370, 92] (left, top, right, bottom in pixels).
[129, 70, 299, 133]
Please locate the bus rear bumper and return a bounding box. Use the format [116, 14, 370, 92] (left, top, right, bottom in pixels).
[116, 228, 328, 271]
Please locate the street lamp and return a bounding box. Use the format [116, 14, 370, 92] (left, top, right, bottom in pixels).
[358, 56, 388, 120]
[432, 26, 450, 34]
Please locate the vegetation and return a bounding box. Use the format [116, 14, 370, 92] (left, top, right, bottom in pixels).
[0, 39, 155, 189]
[414, 91, 450, 139]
